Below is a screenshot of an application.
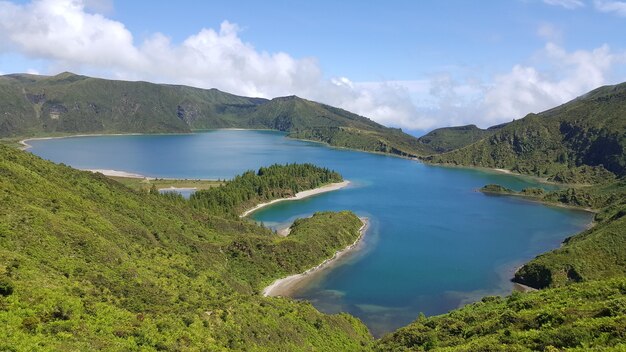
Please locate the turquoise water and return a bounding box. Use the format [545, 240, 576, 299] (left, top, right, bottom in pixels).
[27, 130, 592, 336]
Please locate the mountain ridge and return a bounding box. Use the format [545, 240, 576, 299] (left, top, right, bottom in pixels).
[0, 72, 434, 157]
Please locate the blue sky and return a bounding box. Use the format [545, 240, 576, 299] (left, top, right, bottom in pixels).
[1, 0, 625, 133]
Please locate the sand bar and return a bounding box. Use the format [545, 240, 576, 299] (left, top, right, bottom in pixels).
[19, 133, 145, 150]
[240, 180, 350, 217]
[262, 217, 369, 297]
[83, 169, 147, 178]
[159, 186, 198, 192]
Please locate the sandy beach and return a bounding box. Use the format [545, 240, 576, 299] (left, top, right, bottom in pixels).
[159, 186, 198, 192]
[83, 169, 148, 178]
[262, 217, 369, 297]
[240, 180, 350, 217]
[19, 133, 146, 150]
[493, 168, 512, 174]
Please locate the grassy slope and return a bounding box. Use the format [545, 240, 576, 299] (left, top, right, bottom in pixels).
[0, 145, 371, 351]
[0, 72, 433, 158]
[429, 83, 626, 182]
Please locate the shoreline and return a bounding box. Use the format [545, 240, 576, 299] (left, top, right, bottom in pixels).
[263, 217, 369, 297]
[82, 168, 148, 178]
[82, 168, 218, 182]
[19, 133, 150, 150]
[432, 163, 561, 186]
[480, 188, 598, 214]
[240, 180, 351, 217]
[159, 186, 198, 192]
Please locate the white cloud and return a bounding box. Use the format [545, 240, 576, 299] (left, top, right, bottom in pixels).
[543, 0, 585, 9]
[594, 0, 626, 16]
[0, 0, 625, 132]
[0, 0, 427, 130]
[537, 23, 563, 42]
[481, 42, 625, 125]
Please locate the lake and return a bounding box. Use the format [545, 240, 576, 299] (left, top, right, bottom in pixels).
[27, 130, 593, 336]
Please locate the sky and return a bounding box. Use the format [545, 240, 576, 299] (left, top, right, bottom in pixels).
[0, 0, 625, 135]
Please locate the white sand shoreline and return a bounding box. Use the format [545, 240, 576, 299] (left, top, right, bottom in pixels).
[159, 186, 198, 192]
[240, 180, 351, 217]
[263, 217, 369, 297]
[19, 133, 146, 150]
[82, 169, 148, 178]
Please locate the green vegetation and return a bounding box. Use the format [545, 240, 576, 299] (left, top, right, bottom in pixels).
[189, 163, 342, 216]
[480, 184, 517, 195]
[108, 176, 223, 193]
[428, 82, 626, 182]
[0, 145, 371, 351]
[0, 72, 431, 158]
[376, 278, 626, 351]
[417, 124, 506, 153]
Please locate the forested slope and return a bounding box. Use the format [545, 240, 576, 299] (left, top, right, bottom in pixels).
[0, 145, 371, 350]
[429, 83, 626, 183]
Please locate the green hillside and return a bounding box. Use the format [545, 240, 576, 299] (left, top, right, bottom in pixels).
[375, 277, 626, 351]
[0, 145, 371, 350]
[428, 83, 626, 182]
[0, 72, 431, 157]
[417, 123, 506, 153]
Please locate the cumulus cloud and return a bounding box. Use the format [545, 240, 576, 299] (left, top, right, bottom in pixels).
[594, 0, 626, 16]
[543, 0, 585, 9]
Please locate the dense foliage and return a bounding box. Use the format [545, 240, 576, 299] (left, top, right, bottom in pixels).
[428, 82, 626, 181]
[189, 163, 342, 215]
[376, 278, 626, 351]
[0, 145, 371, 351]
[0, 72, 431, 158]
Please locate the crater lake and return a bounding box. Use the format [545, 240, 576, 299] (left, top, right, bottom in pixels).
[26, 130, 593, 336]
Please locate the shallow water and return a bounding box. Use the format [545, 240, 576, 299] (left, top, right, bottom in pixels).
[28, 130, 592, 336]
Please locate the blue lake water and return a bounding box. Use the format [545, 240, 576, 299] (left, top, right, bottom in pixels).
[27, 130, 593, 336]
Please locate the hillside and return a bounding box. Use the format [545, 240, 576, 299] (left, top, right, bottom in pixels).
[376, 277, 626, 351]
[416, 123, 506, 153]
[0, 72, 432, 157]
[0, 145, 372, 350]
[428, 82, 626, 182]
